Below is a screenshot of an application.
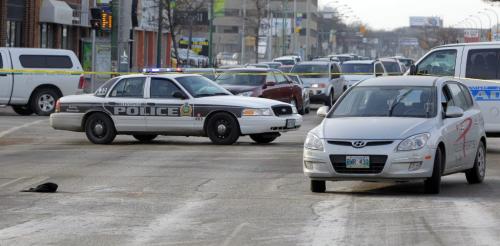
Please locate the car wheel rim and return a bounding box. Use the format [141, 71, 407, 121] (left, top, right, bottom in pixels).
[92, 120, 106, 138]
[478, 145, 486, 177]
[38, 94, 55, 112]
[215, 119, 231, 139]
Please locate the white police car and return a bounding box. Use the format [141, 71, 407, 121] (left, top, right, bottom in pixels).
[304, 76, 486, 194]
[50, 71, 302, 145]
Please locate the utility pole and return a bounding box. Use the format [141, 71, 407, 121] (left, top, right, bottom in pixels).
[241, 0, 247, 65]
[156, 0, 163, 68]
[293, 0, 297, 54]
[267, 0, 272, 61]
[118, 0, 131, 72]
[305, 0, 310, 60]
[91, 0, 97, 92]
[281, 0, 286, 56]
[208, 0, 214, 67]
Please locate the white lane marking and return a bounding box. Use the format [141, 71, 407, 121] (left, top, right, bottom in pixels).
[0, 119, 45, 138]
[221, 222, 249, 246]
[0, 177, 27, 188]
[131, 200, 209, 246]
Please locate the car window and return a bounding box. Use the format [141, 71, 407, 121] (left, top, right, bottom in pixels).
[331, 86, 436, 118]
[459, 84, 474, 108]
[416, 49, 457, 76]
[266, 73, 277, 83]
[95, 77, 120, 97]
[19, 55, 73, 69]
[341, 64, 374, 74]
[382, 61, 401, 75]
[274, 72, 289, 84]
[109, 77, 145, 98]
[447, 83, 469, 110]
[332, 64, 340, 75]
[150, 78, 184, 99]
[290, 64, 329, 78]
[375, 63, 385, 74]
[177, 76, 230, 98]
[466, 49, 499, 80]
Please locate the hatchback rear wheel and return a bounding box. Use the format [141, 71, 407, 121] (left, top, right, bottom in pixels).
[465, 141, 486, 184]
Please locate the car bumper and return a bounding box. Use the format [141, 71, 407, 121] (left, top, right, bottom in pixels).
[239, 114, 302, 135]
[303, 141, 436, 181]
[309, 89, 328, 104]
[50, 113, 84, 132]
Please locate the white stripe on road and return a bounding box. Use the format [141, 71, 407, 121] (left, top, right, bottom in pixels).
[221, 222, 249, 246]
[0, 119, 46, 139]
[0, 177, 27, 188]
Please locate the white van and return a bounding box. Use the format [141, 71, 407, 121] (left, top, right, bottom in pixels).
[0, 48, 84, 116]
[409, 42, 500, 136]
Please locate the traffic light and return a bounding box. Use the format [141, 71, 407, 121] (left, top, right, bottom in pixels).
[90, 7, 102, 30]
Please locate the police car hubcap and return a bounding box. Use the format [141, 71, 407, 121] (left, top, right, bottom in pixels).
[93, 123, 105, 136]
[38, 94, 55, 112]
[217, 124, 227, 135]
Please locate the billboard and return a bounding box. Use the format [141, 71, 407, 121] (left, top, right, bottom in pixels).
[409, 17, 443, 27]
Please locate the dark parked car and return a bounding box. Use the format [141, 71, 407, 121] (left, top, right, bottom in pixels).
[215, 68, 305, 114]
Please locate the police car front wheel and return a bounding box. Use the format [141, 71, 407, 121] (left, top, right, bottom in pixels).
[206, 112, 240, 145]
[84, 113, 116, 144]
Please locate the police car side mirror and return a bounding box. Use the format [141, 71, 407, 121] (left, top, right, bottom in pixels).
[409, 64, 417, 75]
[172, 91, 186, 100]
[317, 106, 329, 118]
[445, 106, 464, 118]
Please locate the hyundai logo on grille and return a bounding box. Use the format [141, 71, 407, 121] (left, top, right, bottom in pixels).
[352, 141, 367, 148]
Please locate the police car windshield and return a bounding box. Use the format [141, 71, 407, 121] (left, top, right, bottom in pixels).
[176, 76, 231, 98]
[331, 86, 436, 118]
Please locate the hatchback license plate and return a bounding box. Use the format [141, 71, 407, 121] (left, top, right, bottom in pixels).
[346, 156, 370, 169]
[286, 119, 296, 129]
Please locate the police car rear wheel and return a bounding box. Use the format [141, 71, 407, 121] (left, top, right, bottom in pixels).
[250, 133, 279, 144]
[206, 112, 239, 145]
[85, 113, 116, 144]
[133, 134, 158, 142]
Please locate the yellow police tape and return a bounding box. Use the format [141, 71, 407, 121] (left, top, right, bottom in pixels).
[1, 68, 500, 85]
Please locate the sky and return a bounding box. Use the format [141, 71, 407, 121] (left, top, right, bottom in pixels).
[318, 0, 500, 30]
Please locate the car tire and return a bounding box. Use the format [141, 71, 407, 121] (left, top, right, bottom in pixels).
[133, 134, 158, 142]
[424, 148, 442, 194]
[206, 112, 240, 145]
[325, 90, 334, 107]
[465, 141, 486, 184]
[31, 88, 59, 116]
[250, 133, 279, 144]
[305, 106, 310, 114]
[311, 180, 326, 193]
[84, 113, 116, 144]
[12, 105, 34, 116]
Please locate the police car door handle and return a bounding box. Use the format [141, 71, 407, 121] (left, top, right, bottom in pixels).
[147, 102, 155, 106]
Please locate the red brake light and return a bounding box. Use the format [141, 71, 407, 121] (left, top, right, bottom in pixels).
[78, 75, 85, 89]
[55, 100, 61, 113]
[318, 83, 326, 88]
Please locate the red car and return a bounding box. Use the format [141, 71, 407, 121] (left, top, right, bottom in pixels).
[215, 68, 305, 114]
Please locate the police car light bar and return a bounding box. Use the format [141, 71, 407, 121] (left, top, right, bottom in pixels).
[142, 68, 183, 74]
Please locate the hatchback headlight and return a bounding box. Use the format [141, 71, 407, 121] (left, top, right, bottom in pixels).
[238, 91, 253, 97]
[242, 108, 273, 116]
[304, 133, 324, 151]
[397, 133, 430, 151]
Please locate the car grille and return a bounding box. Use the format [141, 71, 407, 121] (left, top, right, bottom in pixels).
[330, 155, 388, 174]
[272, 105, 293, 116]
[327, 140, 394, 147]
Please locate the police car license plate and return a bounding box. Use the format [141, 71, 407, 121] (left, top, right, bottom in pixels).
[286, 119, 296, 129]
[346, 156, 370, 169]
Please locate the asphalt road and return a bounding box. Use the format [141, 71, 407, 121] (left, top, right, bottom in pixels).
[1, 106, 500, 246]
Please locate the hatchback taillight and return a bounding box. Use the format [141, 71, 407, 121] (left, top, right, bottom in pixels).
[78, 75, 85, 89]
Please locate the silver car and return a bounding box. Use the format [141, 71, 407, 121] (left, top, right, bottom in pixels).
[304, 76, 486, 194]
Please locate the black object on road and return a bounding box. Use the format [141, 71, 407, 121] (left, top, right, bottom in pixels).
[21, 182, 58, 193]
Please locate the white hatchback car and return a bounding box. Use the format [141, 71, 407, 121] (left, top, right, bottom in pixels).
[303, 76, 486, 194]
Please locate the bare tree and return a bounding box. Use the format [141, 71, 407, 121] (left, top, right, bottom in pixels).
[249, 0, 267, 63]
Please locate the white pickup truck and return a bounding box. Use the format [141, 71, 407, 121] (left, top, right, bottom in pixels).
[0, 48, 84, 116]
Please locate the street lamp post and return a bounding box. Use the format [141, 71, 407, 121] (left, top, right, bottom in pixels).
[470, 15, 483, 40]
[485, 8, 499, 40]
[479, 11, 492, 41]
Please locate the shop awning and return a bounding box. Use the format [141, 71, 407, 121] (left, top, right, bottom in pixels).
[39, 0, 74, 25]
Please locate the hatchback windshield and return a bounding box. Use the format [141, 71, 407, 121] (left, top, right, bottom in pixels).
[291, 64, 329, 78]
[341, 64, 374, 74]
[215, 72, 266, 86]
[176, 76, 231, 98]
[331, 86, 436, 118]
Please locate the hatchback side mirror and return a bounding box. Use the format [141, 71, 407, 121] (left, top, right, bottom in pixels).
[317, 106, 330, 117]
[266, 81, 276, 87]
[172, 91, 186, 100]
[445, 106, 464, 118]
